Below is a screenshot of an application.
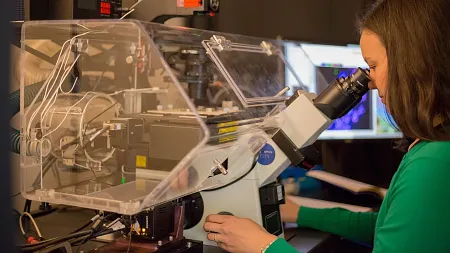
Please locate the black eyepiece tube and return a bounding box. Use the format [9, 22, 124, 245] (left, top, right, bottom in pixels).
[314, 68, 371, 120]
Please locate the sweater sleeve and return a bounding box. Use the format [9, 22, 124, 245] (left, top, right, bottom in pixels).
[297, 207, 378, 244]
[265, 238, 299, 253]
[372, 158, 450, 253]
[265, 207, 378, 253]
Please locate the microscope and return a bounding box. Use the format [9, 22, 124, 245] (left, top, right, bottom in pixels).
[18, 19, 370, 252]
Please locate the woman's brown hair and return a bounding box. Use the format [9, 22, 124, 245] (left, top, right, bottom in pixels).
[359, 0, 450, 140]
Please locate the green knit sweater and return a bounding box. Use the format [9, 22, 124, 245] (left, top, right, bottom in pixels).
[267, 141, 450, 253]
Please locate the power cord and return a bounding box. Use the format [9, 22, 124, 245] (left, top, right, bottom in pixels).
[18, 231, 92, 251]
[75, 215, 124, 253]
[19, 212, 42, 238]
[75, 231, 94, 253]
[126, 229, 133, 253]
[70, 214, 101, 234]
[18, 215, 125, 252]
[120, 0, 144, 19]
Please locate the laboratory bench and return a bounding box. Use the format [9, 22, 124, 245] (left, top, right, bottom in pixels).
[14, 204, 372, 253]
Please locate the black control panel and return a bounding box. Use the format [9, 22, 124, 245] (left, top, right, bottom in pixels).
[28, 0, 123, 20]
[76, 0, 123, 19]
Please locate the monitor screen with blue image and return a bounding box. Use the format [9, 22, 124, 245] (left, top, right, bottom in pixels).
[285, 42, 402, 140]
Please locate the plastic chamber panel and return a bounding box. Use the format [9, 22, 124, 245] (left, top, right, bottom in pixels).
[20, 20, 308, 214]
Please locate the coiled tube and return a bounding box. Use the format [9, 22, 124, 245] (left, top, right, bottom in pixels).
[10, 82, 44, 154]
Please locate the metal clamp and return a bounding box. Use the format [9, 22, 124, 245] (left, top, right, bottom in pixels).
[210, 35, 231, 52]
[260, 41, 274, 56]
[71, 38, 89, 54]
[213, 158, 228, 175]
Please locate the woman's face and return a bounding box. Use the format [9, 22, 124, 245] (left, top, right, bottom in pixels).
[360, 29, 388, 104]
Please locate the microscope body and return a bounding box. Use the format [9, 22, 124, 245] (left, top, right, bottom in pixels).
[186, 67, 371, 245]
[185, 91, 333, 245]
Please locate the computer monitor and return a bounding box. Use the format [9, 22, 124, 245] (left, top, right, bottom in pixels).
[285, 42, 402, 140]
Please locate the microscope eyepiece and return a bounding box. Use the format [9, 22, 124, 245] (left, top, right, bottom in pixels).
[341, 68, 371, 97]
[313, 67, 371, 120]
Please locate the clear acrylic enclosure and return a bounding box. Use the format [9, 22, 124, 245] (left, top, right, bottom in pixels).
[20, 20, 308, 214]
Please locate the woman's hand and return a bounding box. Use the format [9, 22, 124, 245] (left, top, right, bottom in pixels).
[203, 214, 277, 253]
[280, 197, 301, 223]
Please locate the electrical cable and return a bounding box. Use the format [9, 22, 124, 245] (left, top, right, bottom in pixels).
[27, 31, 93, 140]
[84, 100, 119, 128]
[70, 214, 101, 234]
[23, 199, 31, 213]
[19, 212, 43, 238]
[22, 200, 31, 233]
[18, 212, 113, 250]
[27, 37, 77, 138]
[40, 53, 81, 124]
[31, 126, 107, 189]
[73, 217, 121, 253]
[75, 231, 93, 253]
[41, 91, 93, 139]
[71, 213, 115, 236]
[120, 0, 144, 20]
[20, 227, 119, 252]
[58, 57, 80, 94]
[128, 0, 144, 11]
[72, 163, 114, 187]
[71, 228, 117, 246]
[18, 231, 92, 252]
[81, 126, 109, 149]
[105, 217, 121, 229]
[126, 229, 132, 253]
[78, 93, 117, 164]
[71, 222, 92, 234]
[18, 231, 91, 248]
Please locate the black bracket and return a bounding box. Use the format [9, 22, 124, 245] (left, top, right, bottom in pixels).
[272, 130, 321, 170]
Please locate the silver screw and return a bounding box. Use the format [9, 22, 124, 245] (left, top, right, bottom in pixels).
[187, 242, 192, 248]
[158, 241, 163, 246]
[169, 236, 173, 241]
[126, 56, 134, 64]
[210, 0, 219, 11]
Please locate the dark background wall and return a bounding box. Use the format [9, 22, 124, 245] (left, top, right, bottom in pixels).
[213, 0, 375, 44]
[130, 0, 376, 45]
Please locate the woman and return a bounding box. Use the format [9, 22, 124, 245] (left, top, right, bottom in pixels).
[203, 0, 450, 252]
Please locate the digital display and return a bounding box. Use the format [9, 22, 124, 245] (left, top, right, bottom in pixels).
[285, 42, 403, 140]
[78, 0, 97, 10]
[100, 1, 111, 15]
